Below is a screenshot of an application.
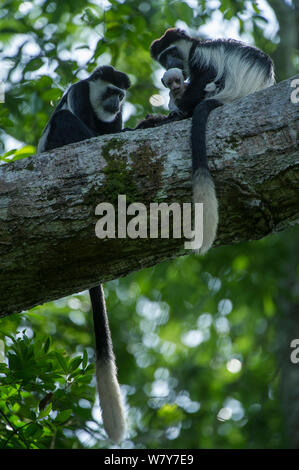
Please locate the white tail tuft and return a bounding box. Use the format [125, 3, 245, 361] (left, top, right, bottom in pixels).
[192, 169, 218, 254]
[96, 359, 126, 443]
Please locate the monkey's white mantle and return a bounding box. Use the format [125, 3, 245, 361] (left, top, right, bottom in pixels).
[0, 76, 298, 316]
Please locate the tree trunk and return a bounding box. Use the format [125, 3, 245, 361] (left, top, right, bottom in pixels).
[0, 76, 298, 316]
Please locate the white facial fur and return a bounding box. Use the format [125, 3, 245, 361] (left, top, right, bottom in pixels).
[88, 78, 125, 122]
[162, 67, 187, 112]
[163, 68, 185, 91]
[158, 40, 192, 76]
[173, 40, 192, 75]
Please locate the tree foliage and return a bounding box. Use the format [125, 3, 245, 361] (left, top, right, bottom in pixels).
[0, 0, 298, 449]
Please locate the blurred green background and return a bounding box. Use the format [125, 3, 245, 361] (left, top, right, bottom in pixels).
[0, 0, 298, 449]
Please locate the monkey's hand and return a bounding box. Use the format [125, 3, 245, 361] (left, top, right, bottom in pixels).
[135, 114, 170, 129]
[172, 107, 187, 118]
[135, 112, 184, 129]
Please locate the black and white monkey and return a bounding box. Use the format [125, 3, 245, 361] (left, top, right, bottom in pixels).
[151, 28, 275, 253]
[37, 65, 130, 153]
[37, 65, 130, 443]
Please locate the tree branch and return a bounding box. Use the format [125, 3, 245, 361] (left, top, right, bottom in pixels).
[0, 76, 298, 316]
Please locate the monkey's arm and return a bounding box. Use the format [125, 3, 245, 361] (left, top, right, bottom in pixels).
[175, 81, 206, 116]
[176, 67, 217, 115]
[38, 110, 94, 153]
[132, 112, 182, 130]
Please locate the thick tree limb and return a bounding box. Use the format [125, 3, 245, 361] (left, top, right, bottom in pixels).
[0, 76, 298, 316]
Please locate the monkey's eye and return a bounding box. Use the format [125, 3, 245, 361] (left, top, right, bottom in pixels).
[105, 88, 124, 100]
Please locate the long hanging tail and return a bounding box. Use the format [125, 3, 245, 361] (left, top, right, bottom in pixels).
[191, 99, 222, 254]
[89, 284, 126, 443]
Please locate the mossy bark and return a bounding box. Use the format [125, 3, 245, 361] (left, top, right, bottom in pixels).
[0, 76, 298, 316]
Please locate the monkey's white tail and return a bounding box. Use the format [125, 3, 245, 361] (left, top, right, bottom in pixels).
[89, 284, 126, 443]
[193, 168, 218, 255]
[191, 100, 221, 254]
[96, 359, 126, 443]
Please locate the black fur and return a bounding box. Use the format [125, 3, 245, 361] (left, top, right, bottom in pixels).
[149, 27, 275, 253]
[37, 66, 130, 154]
[191, 99, 222, 173]
[134, 112, 182, 129]
[37, 65, 130, 442]
[90, 285, 114, 363]
[150, 28, 274, 116]
[42, 108, 94, 152]
[89, 65, 130, 90]
[150, 28, 191, 61]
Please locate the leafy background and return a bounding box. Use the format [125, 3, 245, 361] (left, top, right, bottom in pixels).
[0, 0, 298, 449]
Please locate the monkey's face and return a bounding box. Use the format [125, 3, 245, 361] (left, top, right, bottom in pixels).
[89, 79, 126, 123]
[168, 77, 183, 95]
[102, 86, 125, 117]
[162, 68, 185, 97]
[158, 45, 184, 70]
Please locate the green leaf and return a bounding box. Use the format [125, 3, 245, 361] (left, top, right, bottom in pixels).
[0, 330, 15, 342]
[35, 75, 53, 90]
[42, 88, 63, 102]
[69, 369, 83, 380]
[54, 352, 68, 374]
[0, 363, 8, 373]
[0, 116, 14, 128]
[23, 423, 43, 440]
[82, 350, 88, 369]
[54, 409, 72, 424]
[43, 337, 51, 354]
[8, 145, 36, 161]
[24, 57, 43, 72]
[38, 403, 52, 419]
[69, 356, 82, 373]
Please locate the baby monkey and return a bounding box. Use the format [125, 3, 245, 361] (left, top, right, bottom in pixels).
[134, 68, 187, 128]
[161, 67, 187, 114]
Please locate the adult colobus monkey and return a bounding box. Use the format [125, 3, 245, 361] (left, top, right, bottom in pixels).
[37, 65, 130, 443]
[151, 28, 275, 253]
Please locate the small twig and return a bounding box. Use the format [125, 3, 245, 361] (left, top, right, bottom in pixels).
[0, 409, 30, 449]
